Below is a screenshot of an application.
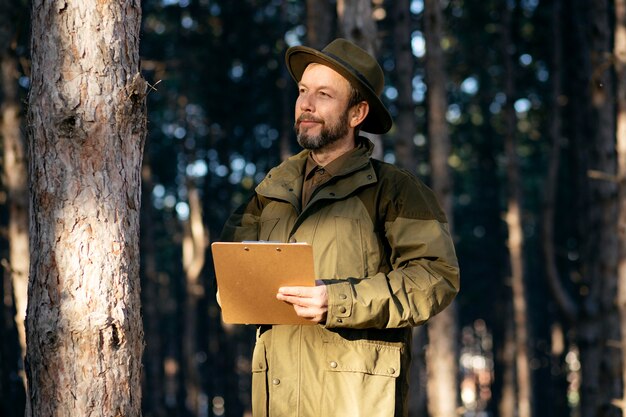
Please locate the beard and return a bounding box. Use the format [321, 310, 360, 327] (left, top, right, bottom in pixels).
[295, 107, 350, 150]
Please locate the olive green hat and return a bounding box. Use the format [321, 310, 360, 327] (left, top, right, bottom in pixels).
[285, 38, 393, 134]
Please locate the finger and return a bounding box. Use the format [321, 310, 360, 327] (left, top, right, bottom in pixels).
[278, 286, 303, 297]
[276, 293, 306, 306]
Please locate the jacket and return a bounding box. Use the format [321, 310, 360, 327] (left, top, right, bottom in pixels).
[221, 138, 460, 417]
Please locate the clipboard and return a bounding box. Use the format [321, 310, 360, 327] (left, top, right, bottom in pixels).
[211, 241, 316, 325]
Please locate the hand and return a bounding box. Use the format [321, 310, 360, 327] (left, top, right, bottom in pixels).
[277, 281, 328, 323]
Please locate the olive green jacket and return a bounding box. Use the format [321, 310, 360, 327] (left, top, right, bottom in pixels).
[221, 139, 460, 417]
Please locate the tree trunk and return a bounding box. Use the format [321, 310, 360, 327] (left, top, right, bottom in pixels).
[0, 0, 28, 397]
[498, 313, 517, 417]
[542, 1, 575, 415]
[336, 0, 384, 160]
[182, 181, 207, 415]
[26, 1, 146, 415]
[1, 35, 28, 381]
[423, 1, 459, 417]
[306, 0, 334, 50]
[140, 161, 166, 417]
[616, 0, 626, 413]
[393, 0, 417, 172]
[577, 1, 621, 416]
[501, 2, 533, 417]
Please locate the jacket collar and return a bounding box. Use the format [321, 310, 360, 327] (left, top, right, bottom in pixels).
[256, 137, 377, 211]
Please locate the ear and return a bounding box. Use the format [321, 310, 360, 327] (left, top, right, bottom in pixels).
[349, 101, 369, 128]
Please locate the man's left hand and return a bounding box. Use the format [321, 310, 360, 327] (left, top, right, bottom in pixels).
[277, 281, 328, 323]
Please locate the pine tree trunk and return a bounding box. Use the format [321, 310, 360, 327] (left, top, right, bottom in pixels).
[393, 0, 417, 172]
[336, 0, 383, 160]
[577, 1, 621, 416]
[616, 0, 626, 413]
[1, 42, 28, 377]
[543, 1, 576, 415]
[182, 182, 206, 415]
[501, 3, 533, 417]
[423, 1, 459, 417]
[140, 161, 166, 416]
[306, 0, 334, 50]
[498, 314, 517, 417]
[0, 0, 28, 396]
[25, 1, 146, 415]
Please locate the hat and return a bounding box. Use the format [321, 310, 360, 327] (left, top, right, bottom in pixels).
[285, 38, 393, 134]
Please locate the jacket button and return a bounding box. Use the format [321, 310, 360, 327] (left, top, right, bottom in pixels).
[388, 368, 396, 375]
[272, 378, 280, 385]
[339, 294, 347, 300]
[337, 318, 343, 323]
[329, 361, 338, 369]
[339, 306, 347, 314]
[329, 192, 336, 197]
[367, 175, 373, 180]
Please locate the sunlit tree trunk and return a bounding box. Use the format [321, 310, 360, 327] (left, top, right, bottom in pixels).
[182, 181, 207, 416]
[498, 315, 516, 417]
[423, 1, 459, 417]
[501, 2, 533, 417]
[336, 0, 384, 160]
[26, 1, 146, 415]
[1, 21, 28, 387]
[617, 0, 626, 413]
[393, 0, 417, 172]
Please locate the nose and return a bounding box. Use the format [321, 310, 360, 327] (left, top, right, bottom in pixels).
[297, 92, 314, 112]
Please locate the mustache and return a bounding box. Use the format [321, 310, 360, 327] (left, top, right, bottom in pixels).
[296, 114, 324, 124]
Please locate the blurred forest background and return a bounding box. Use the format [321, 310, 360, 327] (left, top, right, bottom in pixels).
[2, 0, 626, 416]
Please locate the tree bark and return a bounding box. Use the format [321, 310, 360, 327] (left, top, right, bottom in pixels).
[501, 3, 533, 417]
[26, 1, 146, 415]
[423, 1, 459, 417]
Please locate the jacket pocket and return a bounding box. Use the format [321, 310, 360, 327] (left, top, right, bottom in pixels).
[321, 341, 401, 417]
[334, 216, 366, 277]
[251, 341, 268, 417]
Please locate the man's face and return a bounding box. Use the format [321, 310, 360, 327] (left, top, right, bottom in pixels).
[294, 64, 353, 150]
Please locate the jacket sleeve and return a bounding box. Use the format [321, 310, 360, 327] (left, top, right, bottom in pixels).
[322, 172, 460, 329]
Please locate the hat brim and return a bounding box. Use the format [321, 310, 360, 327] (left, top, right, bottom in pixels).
[285, 46, 392, 134]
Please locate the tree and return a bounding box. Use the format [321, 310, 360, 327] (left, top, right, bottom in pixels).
[25, 1, 146, 415]
[423, 1, 459, 417]
[393, 0, 417, 172]
[617, 0, 626, 413]
[336, 0, 383, 160]
[306, 0, 334, 50]
[577, 0, 621, 415]
[0, 0, 28, 385]
[501, 2, 533, 417]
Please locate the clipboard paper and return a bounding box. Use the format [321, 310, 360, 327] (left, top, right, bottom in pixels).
[211, 242, 316, 325]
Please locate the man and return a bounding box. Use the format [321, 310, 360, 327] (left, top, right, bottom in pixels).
[221, 38, 460, 417]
